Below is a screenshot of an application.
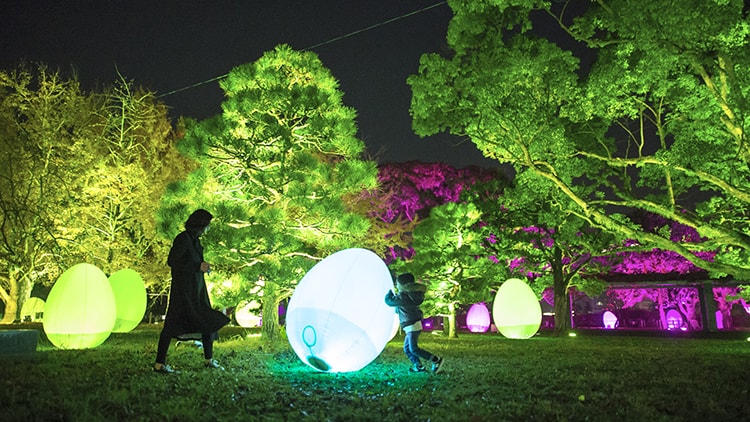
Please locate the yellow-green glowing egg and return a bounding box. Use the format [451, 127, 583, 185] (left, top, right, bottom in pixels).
[43, 263, 116, 349]
[492, 278, 542, 339]
[109, 269, 147, 333]
[21, 297, 45, 322]
[286, 248, 394, 373]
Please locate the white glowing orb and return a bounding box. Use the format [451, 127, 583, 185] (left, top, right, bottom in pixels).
[602, 311, 618, 329]
[389, 313, 400, 340]
[21, 297, 45, 322]
[109, 269, 147, 333]
[43, 263, 116, 349]
[234, 301, 262, 327]
[286, 248, 394, 372]
[466, 302, 491, 333]
[492, 278, 542, 339]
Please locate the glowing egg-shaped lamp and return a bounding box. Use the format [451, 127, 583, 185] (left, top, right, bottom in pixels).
[43, 263, 116, 349]
[492, 278, 542, 339]
[21, 297, 45, 322]
[666, 309, 686, 331]
[109, 269, 147, 333]
[286, 248, 394, 372]
[466, 302, 491, 333]
[389, 313, 400, 341]
[235, 301, 262, 327]
[602, 311, 618, 329]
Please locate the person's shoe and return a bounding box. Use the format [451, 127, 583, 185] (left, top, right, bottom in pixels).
[431, 357, 444, 374]
[153, 364, 178, 374]
[409, 364, 427, 373]
[205, 359, 224, 370]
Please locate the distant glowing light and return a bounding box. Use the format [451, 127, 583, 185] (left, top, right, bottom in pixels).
[43, 263, 116, 349]
[602, 311, 618, 329]
[466, 302, 491, 333]
[665, 309, 687, 331]
[20, 297, 45, 322]
[492, 278, 542, 339]
[568, 332, 577, 337]
[109, 269, 147, 333]
[234, 301, 262, 327]
[286, 248, 394, 372]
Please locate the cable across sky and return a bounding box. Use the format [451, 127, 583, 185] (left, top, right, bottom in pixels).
[156, 1, 448, 99]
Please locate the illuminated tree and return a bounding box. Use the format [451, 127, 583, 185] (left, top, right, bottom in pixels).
[475, 172, 617, 335]
[404, 201, 502, 338]
[353, 161, 497, 262]
[0, 65, 98, 323]
[409, 0, 750, 282]
[160, 45, 377, 340]
[69, 74, 192, 279]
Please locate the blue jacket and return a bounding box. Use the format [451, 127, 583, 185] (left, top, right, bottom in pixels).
[385, 283, 427, 328]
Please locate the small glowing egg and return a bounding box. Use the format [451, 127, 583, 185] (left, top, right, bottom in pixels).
[466, 302, 491, 333]
[602, 311, 618, 329]
[21, 297, 45, 322]
[286, 248, 394, 372]
[109, 269, 147, 333]
[492, 278, 542, 339]
[43, 263, 116, 349]
[234, 301, 262, 327]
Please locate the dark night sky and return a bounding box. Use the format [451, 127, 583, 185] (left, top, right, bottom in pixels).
[0, 0, 498, 168]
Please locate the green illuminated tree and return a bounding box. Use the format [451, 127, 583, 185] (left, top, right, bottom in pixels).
[403, 201, 503, 338]
[0, 65, 97, 323]
[409, 0, 750, 281]
[160, 45, 377, 340]
[68, 74, 192, 281]
[477, 173, 617, 335]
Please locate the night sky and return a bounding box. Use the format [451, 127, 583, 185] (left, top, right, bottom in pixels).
[1, 0, 498, 168]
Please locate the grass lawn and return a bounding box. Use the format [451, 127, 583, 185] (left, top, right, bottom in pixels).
[1, 324, 748, 421]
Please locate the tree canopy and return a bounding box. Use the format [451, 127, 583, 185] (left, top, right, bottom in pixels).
[159, 45, 378, 339]
[409, 0, 750, 281]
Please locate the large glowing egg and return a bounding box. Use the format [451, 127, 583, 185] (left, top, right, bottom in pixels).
[286, 248, 394, 372]
[108, 269, 147, 333]
[21, 297, 45, 322]
[492, 278, 542, 339]
[466, 302, 491, 333]
[43, 263, 116, 349]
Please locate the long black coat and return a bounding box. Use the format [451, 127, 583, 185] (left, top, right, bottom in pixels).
[162, 230, 229, 338]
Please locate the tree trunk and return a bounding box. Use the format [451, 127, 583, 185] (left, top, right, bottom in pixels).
[446, 302, 457, 338]
[261, 283, 281, 342]
[552, 249, 571, 336]
[0, 267, 20, 324]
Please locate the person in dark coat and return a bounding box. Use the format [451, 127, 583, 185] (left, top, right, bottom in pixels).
[153, 209, 230, 373]
[385, 273, 444, 373]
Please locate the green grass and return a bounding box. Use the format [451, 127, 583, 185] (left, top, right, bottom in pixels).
[1, 325, 748, 421]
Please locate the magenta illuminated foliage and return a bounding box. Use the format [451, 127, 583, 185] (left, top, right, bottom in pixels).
[376, 161, 495, 223]
[368, 161, 497, 262]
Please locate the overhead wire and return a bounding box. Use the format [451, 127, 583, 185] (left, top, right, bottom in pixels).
[156, 1, 448, 98]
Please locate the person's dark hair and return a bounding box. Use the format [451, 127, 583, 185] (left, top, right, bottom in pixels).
[185, 209, 213, 230]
